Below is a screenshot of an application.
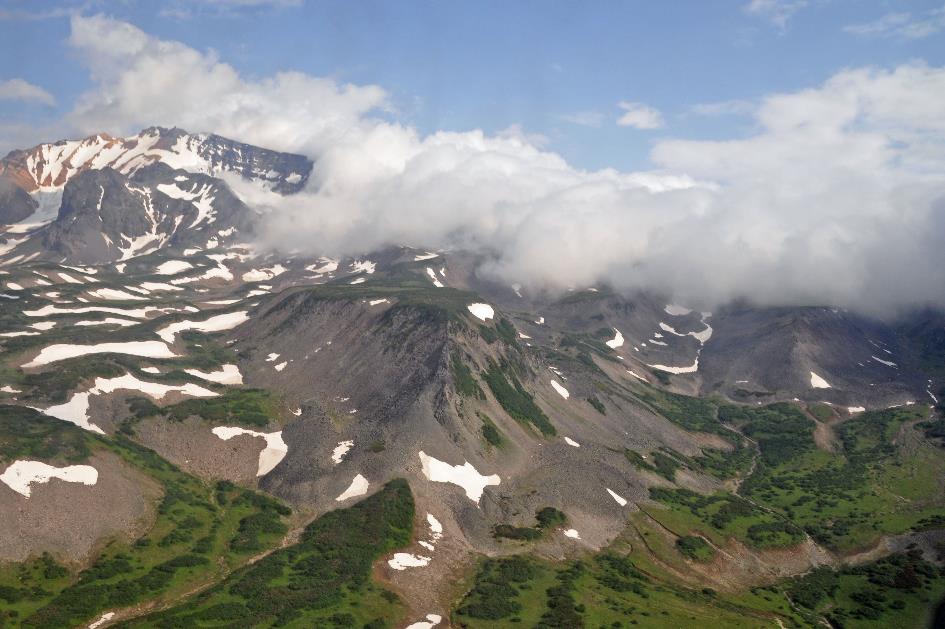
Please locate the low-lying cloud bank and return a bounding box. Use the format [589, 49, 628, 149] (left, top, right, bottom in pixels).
[32, 16, 945, 316]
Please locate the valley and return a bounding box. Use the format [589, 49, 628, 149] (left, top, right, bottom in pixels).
[0, 128, 943, 629]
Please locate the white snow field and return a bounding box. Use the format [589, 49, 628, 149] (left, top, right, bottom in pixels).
[23, 341, 178, 368]
[211, 427, 288, 476]
[550, 380, 570, 399]
[156, 310, 248, 343]
[331, 440, 354, 465]
[184, 364, 243, 384]
[466, 303, 494, 321]
[664, 304, 693, 316]
[88, 288, 147, 301]
[605, 328, 624, 349]
[564, 437, 580, 447]
[387, 552, 431, 570]
[335, 473, 370, 501]
[418, 451, 500, 504]
[426, 267, 444, 287]
[1, 460, 98, 498]
[154, 260, 194, 275]
[88, 612, 116, 629]
[810, 371, 832, 389]
[405, 614, 443, 629]
[564, 529, 581, 539]
[606, 488, 628, 506]
[24, 304, 168, 318]
[41, 373, 218, 434]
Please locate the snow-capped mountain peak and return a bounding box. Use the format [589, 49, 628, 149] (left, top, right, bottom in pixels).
[0, 126, 313, 194]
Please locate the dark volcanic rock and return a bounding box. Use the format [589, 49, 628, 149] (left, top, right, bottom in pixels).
[0, 175, 37, 223]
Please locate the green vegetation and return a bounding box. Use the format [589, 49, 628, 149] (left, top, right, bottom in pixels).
[482, 361, 556, 436]
[808, 403, 836, 422]
[651, 451, 681, 482]
[0, 421, 290, 629]
[786, 551, 945, 627]
[455, 555, 541, 621]
[451, 351, 484, 399]
[455, 549, 802, 628]
[0, 405, 90, 463]
[692, 443, 755, 480]
[675, 536, 715, 562]
[725, 403, 944, 551]
[121, 479, 414, 628]
[648, 487, 805, 549]
[586, 395, 606, 414]
[623, 448, 683, 482]
[919, 416, 945, 446]
[20, 358, 124, 404]
[634, 388, 731, 438]
[535, 507, 567, 529]
[131, 389, 280, 428]
[495, 318, 518, 345]
[478, 324, 498, 344]
[480, 414, 503, 447]
[494, 507, 567, 541]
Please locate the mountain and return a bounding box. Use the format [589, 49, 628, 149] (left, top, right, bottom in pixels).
[0, 126, 313, 194]
[0, 127, 311, 265]
[1, 129, 943, 629]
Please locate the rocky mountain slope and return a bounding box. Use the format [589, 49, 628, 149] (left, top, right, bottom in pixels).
[0, 130, 943, 629]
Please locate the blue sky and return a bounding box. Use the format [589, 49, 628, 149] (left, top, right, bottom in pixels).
[1, 0, 944, 170]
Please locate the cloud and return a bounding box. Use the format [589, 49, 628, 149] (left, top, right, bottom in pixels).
[844, 6, 945, 40]
[689, 99, 755, 117]
[744, 0, 809, 29]
[616, 102, 664, 129]
[66, 14, 386, 154]
[15, 15, 945, 318]
[0, 79, 55, 105]
[159, 0, 304, 19]
[558, 110, 604, 127]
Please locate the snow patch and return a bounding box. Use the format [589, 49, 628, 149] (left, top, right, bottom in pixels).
[467, 303, 494, 321]
[335, 473, 369, 501]
[24, 341, 177, 368]
[550, 380, 570, 399]
[405, 614, 443, 629]
[810, 371, 832, 389]
[40, 374, 217, 434]
[154, 260, 193, 275]
[872, 355, 898, 368]
[88, 612, 115, 629]
[564, 437, 580, 447]
[332, 440, 354, 465]
[350, 260, 376, 274]
[184, 364, 242, 385]
[156, 311, 248, 343]
[606, 488, 628, 506]
[1, 460, 98, 498]
[605, 328, 624, 349]
[212, 427, 287, 476]
[664, 304, 693, 316]
[88, 288, 147, 301]
[418, 451, 500, 505]
[388, 553, 431, 570]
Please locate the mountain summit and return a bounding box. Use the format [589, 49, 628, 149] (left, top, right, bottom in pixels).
[0, 126, 312, 194]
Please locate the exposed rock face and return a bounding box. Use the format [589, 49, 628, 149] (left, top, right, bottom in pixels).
[0, 175, 37, 223]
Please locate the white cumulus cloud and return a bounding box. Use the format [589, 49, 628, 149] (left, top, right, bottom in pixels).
[0, 79, 55, 105]
[616, 101, 664, 129]
[11, 16, 945, 318]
